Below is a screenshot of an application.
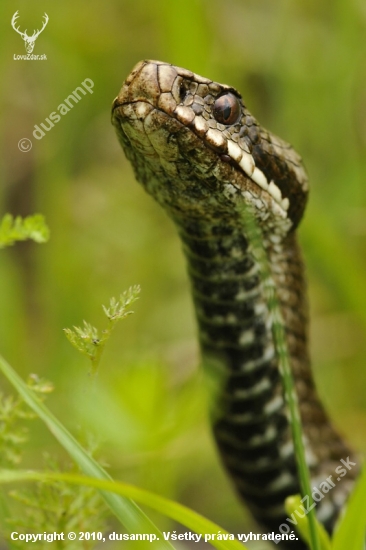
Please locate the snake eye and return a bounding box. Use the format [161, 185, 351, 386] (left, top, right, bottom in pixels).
[213, 93, 241, 125]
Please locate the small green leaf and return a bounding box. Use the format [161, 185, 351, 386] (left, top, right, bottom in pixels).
[64, 285, 140, 374]
[102, 285, 140, 322]
[64, 322, 101, 361]
[0, 214, 50, 248]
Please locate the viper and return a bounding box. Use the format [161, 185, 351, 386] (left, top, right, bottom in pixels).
[112, 60, 358, 548]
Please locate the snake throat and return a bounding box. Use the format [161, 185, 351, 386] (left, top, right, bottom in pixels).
[112, 60, 358, 549]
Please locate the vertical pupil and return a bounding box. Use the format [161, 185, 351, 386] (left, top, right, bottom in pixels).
[222, 102, 231, 121]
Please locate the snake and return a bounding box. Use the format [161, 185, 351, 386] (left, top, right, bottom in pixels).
[112, 60, 358, 548]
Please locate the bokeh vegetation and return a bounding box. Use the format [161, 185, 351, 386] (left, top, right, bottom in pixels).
[0, 0, 365, 547]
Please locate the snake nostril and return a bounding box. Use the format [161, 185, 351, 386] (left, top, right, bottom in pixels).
[179, 81, 188, 103]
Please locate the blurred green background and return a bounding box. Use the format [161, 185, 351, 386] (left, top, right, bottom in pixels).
[0, 0, 365, 543]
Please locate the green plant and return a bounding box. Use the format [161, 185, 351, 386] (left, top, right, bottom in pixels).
[5, 455, 107, 550]
[0, 214, 49, 249]
[64, 285, 140, 374]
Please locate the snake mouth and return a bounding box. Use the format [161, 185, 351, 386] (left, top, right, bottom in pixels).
[114, 99, 290, 216]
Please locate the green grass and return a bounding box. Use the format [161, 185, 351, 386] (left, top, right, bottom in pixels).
[0, 351, 246, 550]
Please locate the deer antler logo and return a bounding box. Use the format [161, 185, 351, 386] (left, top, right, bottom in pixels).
[11, 11, 49, 54]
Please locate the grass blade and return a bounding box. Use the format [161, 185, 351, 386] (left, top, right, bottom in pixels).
[238, 204, 320, 550]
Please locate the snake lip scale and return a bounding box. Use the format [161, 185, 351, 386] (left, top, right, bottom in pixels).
[112, 60, 359, 549]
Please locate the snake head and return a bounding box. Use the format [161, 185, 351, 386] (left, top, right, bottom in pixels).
[112, 60, 308, 232]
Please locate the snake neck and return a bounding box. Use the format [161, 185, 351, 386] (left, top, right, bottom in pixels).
[174, 212, 357, 540]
